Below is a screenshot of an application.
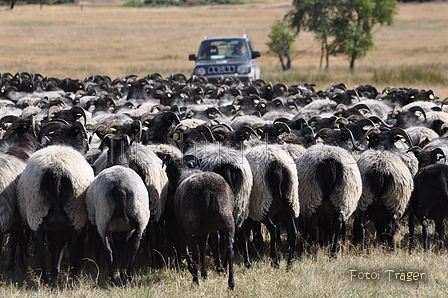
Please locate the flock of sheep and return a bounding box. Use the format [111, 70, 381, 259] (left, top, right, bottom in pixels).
[0, 71, 447, 288]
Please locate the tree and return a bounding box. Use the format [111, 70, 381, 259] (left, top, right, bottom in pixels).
[286, 0, 398, 70]
[266, 19, 296, 71]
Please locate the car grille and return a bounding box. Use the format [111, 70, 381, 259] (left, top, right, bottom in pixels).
[207, 65, 236, 75]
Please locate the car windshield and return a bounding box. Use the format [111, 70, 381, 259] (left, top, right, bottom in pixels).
[197, 39, 250, 60]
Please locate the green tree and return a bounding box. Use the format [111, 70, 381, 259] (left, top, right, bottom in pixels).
[266, 19, 296, 71]
[286, 0, 398, 70]
[286, 0, 337, 69]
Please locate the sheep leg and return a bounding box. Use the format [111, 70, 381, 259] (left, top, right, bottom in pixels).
[199, 235, 208, 279]
[422, 217, 430, 251]
[408, 211, 415, 251]
[236, 225, 252, 268]
[185, 236, 199, 284]
[35, 225, 49, 284]
[283, 209, 297, 270]
[353, 210, 366, 250]
[330, 213, 343, 256]
[251, 220, 264, 251]
[47, 230, 69, 279]
[225, 233, 235, 290]
[7, 228, 25, 270]
[435, 218, 444, 251]
[113, 232, 128, 282]
[209, 232, 224, 273]
[126, 228, 144, 280]
[147, 221, 162, 269]
[69, 229, 85, 278]
[262, 217, 279, 268]
[101, 225, 116, 285]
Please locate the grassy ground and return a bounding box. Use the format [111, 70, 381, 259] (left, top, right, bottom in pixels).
[0, 1, 446, 97]
[1, 241, 448, 297]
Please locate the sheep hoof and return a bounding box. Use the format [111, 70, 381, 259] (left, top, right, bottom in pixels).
[271, 260, 279, 269]
[244, 260, 252, 268]
[228, 283, 235, 290]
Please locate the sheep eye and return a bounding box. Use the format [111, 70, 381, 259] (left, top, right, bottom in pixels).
[257, 128, 264, 134]
[144, 120, 150, 125]
[310, 122, 316, 127]
[261, 103, 266, 108]
[172, 133, 180, 141]
[188, 161, 196, 168]
[196, 99, 202, 105]
[410, 95, 415, 99]
[391, 114, 396, 118]
[234, 100, 240, 105]
[253, 99, 260, 105]
[429, 94, 435, 100]
[109, 127, 117, 132]
[167, 93, 172, 98]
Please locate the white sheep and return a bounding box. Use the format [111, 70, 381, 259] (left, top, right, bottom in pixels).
[86, 165, 150, 284]
[16, 145, 94, 282]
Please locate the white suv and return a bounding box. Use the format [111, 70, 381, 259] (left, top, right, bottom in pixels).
[189, 35, 261, 84]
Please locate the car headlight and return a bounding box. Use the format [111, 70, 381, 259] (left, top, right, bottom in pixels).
[237, 65, 250, 74]
[195, 67, 206, 76]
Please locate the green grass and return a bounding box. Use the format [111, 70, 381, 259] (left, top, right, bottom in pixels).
[1, 243, 448, 297]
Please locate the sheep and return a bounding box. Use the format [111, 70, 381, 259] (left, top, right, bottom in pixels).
[244, 143, 299, 269]
[0, 116, 38, 269]
[409, 162, 448, 251]
[86, 165, 150, 284]
[354, 127, 416, 249]
[184, 143, 253, 268]
[296, 139, 362, 255]
[94, 134, 169, 268]
[16, 144, 94, 282]
[164, 154, 236, 289]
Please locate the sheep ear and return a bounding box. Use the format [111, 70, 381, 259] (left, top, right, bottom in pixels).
[162, 154, 172, 168]
[99, 134, 112, 152]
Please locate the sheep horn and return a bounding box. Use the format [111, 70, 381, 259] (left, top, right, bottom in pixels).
[131, 120, 143, 143]
[106, 120, 123, 134]
[70, 106, 87, 126]
[273, 121, 291, 135]
[205, 107, 224, 119]
[165, 111, 181, 125]
[235, 125, 258, 140]
[0, 115, 21, 125]
[274, 117, 292, 126]
[195, 125, 215, 143]
[408, 106, 427, 123]
[140, 112, 155, 127]
[37, 121, 66, 144]
[211, 123, 233, 132]
[272, 98, 285, 108]
[353, 103, 372, 114]
[430, 147, 446, 164]
[47, 105, 62, 121]
[368, 115, 393, 129]
[389, 127, 413, 148]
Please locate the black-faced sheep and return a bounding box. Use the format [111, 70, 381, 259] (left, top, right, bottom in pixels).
[16, 145, 94, 282]
[296, 140, 362, 255]
[354, 128, 416, 249]
[164, 155, 236, 289]
[86, 165, 150, 284]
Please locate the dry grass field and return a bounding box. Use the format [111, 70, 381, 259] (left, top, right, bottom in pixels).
[0, 1, 447, 96]
[1, 1, 448, 297]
